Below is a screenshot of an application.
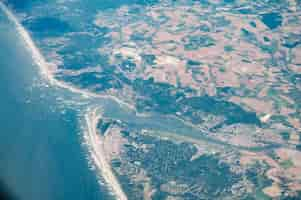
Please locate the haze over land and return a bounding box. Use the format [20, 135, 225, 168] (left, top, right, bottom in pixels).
[1, 0, 301, 199]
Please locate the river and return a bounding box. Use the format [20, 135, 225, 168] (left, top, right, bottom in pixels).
[0, 2, 281, 200]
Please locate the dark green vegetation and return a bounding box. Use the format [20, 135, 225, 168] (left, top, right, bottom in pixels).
[280, 192, 301, 200]
[119, 59, 136, 72]
[97, 119, 112, 135]
[279, 159, 294, 169]
[114, 133, 242, 200]
[241, 28, 257, 42]
[282, 33, 301, 49]
[59, 72, 124, 91]
[280, 132, 290, 141]
[246, 162, 273, 200]
[296, 144, 301, 151]
[57, 61, 132, 91]
[180, 96, 261, 126]
[212, 16, 231, 28]
[110, 130, 281, 200]
[23, 17, 73, 37]
[183, 35, 215, 50]
[199, 24, 210, 32]
[133, 78, 183, 113]
[224, 45, 234, 52]
[142, 54, 156, 65]
[187, 59, 202, 66]
[134, 78, 261, 126]
[6, 0, 301, 198]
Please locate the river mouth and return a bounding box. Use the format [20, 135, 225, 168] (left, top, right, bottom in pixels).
[0, 4, 224, 200]
[0, 7, 113, 200]
[0, 1, 279, 154]
[0, 4, 206, 200]
[2, 1, 300, 199]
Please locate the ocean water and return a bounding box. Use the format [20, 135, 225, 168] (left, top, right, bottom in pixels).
[0, 1, 290, 199]
[0, 9, 112, 200]
[0, 5, 203, 200]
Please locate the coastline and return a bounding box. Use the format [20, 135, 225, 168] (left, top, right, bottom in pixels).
[0, 1, 135, 112]
[0, 2, 128, 200]
[84, 108, 127, 200]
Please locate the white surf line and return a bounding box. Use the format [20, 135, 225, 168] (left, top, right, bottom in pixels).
[84, 107, 128, 200]
[0, 3, 128, 199]
[0, 1, 135, 111]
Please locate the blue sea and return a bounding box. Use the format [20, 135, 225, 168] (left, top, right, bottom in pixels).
[0, 8, 113, 200]
[0, 2, 202, 199]
[1, 0, 294, 199]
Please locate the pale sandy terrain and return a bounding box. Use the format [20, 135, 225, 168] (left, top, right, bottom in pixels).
[0, 3, 129, 199]
[3, 1, 301, 198]
[84, 108, 128, 200]
[0, 1, 135, 111]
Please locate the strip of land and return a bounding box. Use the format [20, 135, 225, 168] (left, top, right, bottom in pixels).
[0, 3, 128, 199]
[84, 108, 127, 200]
[0, 1, 135, 111]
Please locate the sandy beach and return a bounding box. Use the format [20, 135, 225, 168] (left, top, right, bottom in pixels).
[84, 108, 127, 200]
[0, 2, 128, 200]
[0, 1, 135, 111]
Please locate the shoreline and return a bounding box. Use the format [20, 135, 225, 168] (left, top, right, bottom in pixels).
[0, 3, 128, 200]
[84, 108, 127, 200]
[0, 1, 136, 112]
